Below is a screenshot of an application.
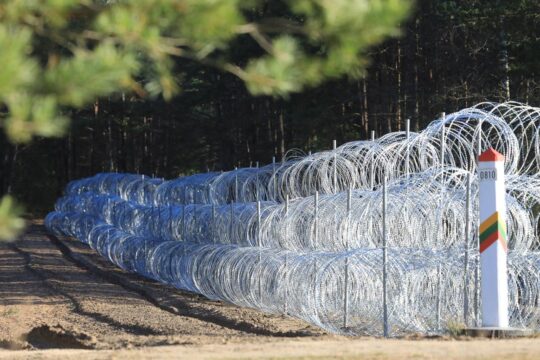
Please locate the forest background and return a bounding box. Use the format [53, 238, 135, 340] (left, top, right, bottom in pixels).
[0, 0, 537, 237]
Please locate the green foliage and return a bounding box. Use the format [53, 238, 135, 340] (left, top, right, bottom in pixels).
[0, 0, 411, 240]
[0, 0, 411, 143]
[43, 42, 140, 107]
[0, 196, 25, 242]
[245, 0, 411, 95]
[0, 25, 35, 96]
[244, 36, 306, 96]
[6, 95, 67, 142]
[4, 0, 540, 220]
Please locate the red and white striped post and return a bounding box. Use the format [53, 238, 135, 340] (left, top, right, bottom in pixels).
[478, 148, 509, 328]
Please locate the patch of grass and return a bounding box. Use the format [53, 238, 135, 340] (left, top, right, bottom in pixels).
[446, 320, 466, 337]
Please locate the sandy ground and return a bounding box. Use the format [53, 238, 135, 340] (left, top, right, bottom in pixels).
[2, 338, 540, 359]
[0, 222, 538, 359]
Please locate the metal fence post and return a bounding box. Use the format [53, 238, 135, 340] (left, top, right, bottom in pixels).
[229, 202, 234, 244]
[313, 191, 320, 315]
[182, 188, 186, 242]
[272, 156, 277, 201]
[436, 263, 442, 330]
[405, 119, 410, 179]
[212, 203, 216, 244]
[343, 187, 352, 329]
[257, 200, 262, 303]
[169, 205, 173, 240]
[436, 112, 446, 331]
[314, 191, 319, 249]
[157, 203, 162, 239]
[463, 172, 471, 325]
[382, 176, 389, 337]
[284, 194, 290, 315]
[474, 129, 482, 327]
[193, 199, 198, 243]
[440, 112, 446, 168]
[256, 161, 260, 201]
[333, 140, 338, 193]
[371, 131, 376, 189]
[234, 167, 239, 203]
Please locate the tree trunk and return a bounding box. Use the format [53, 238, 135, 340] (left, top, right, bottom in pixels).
[278, 107, 285, 159]
[7, 145, 19, 195]
[499, 27, 511, 101]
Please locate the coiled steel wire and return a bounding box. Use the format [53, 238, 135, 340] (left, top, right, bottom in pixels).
[46, 102, 540, 336]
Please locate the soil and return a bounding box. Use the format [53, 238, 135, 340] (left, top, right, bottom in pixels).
[0, 221, 538, 359]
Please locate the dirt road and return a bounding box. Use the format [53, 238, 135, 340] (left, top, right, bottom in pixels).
[0, 223, 325, 348]
[0, 223, 538, 359]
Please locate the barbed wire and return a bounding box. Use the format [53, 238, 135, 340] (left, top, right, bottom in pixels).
[46, 102, 540, 336]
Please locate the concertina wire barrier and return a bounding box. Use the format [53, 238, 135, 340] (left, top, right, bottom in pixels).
[46, 102, 540, 336]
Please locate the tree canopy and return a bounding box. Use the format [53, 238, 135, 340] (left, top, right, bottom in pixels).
[0, 0, 410, 143]
[0, 0, 412, 240]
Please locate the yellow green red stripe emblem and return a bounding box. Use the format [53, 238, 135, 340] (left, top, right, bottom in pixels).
[479, 211, 507, 253]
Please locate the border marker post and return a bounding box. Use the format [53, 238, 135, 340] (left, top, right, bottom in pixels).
[478, 148, 508, 328]
[463, 148, 532, 336]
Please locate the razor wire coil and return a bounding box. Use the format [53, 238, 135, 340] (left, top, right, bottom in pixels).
[47, 102, 540, 336]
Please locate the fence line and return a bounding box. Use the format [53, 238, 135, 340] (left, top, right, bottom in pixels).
[47, 102, 540, 336]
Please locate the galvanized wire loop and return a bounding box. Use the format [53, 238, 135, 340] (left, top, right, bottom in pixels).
[48, 102, 540, 336]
